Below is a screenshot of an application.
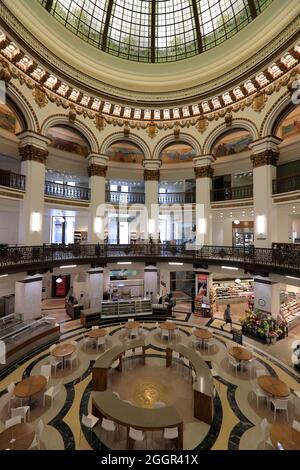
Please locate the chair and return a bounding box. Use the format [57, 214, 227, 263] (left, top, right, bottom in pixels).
[123, 400, 133, 405]
[11, 406, 30, 423]
[129, 328, 138, 339]
[133, 346, 143, 358]
[96, 336, 106, 351]
[129, 427, 145, 449]
[161, 329, 169, 341]
[163, 427, 179, 449]
[128, 318, 134, 322]
[260, 418, 274, 449]
[79, 414, 99, 448]
[49, 355, 62, 376]
[154, 401, 166, 408]
[29, 419, 45, 450]
[43, 383, 61, 408]
[270, 397, 289, 421]
[251, 380, 269, 408]
[91, 325, 99, 330]
[204, 338, 215, 353]
[183, 357, 191, 380]
[49, 344, 57, 354]
[5, 415, 22, 429]
[113, 391, 120, 399]
[65, 350, 78, 370]
[228, 356, 239, 376]
[82, 334, 93, 351]
[110, 358, 120, 372]
[101, 418, 116, 442]
[292, 419, 300, 432]
[40, 364, 52, 383]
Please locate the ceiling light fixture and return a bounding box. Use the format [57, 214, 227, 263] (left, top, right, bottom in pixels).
[222, 266, 239, 271]
[59, 265, 77, 269]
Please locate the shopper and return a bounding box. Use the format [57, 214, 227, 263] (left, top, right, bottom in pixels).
[222, 304, 233, 332]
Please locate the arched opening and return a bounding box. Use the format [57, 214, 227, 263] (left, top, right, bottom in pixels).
[0, 101, 23, 135]
[212, 128, 253, 157]
[274, 104, 300, 142]
[46, 124, 91, 157]
[159, 141, 196, 164]
[107, 140, 144, 164]
[0, 101, 24, 181]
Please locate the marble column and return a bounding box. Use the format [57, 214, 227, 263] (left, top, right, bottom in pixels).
[193, 155, 215, 246]
[143, 159, 161, 240]
[253, 276, 280, 320]
[87, 267, 104, 308]
[87, 154, 109, 243]
[15, 274, 43, 320]
[249, 136, 282, 248]
[17, 131, 50, 245]
[144, 265, 158, 303]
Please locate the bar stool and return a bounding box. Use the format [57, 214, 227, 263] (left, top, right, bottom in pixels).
[101, 418, 117, 443]
[163, 427, 179, 449]
[129, 427, 146, 449]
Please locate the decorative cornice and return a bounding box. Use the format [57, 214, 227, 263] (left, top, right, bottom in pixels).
[194, 165, 214, 179]
[250, 150, 279, 168]
[144, 169, 160, 181]
[88, 163, 107, 177]
[19, 144, 48, 164]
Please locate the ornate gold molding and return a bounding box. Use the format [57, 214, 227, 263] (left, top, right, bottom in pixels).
[251, 150, 279, 168]
[144, 169, 160, 181]
[88, 163, 107, 177]
[194, 166, 214, 179]
[19, 145, 48, 164]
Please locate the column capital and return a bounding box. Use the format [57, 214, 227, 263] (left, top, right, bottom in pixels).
[87, 153, 109, 177]
[193, 155, 215, 179]
[17, 131, 50, 164]
[249, 136, 282, 168]
[193, 155, 216, 167]
[143, 159, 161, 181]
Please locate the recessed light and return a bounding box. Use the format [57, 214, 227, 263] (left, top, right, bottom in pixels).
[117, 262, 132, 265]
[59, 265, 77, 268]
[221, 266, 239, 271]
[169, 262, 183, 266]
[234, 220, 240, 225]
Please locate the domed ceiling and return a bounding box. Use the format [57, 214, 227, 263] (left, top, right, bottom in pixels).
[39, 0, 273, 63]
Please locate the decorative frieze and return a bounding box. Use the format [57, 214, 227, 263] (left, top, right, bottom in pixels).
[194, 165, 214, 179]
[251, 150, 279, 168]
[19, 145, 48, 164]
[144, 169, 160, 181]
[88, 163, 107, 178]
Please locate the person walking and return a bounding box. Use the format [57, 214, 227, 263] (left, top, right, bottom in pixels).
[222, 304, 233, 332]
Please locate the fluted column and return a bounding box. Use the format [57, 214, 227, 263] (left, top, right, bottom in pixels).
[17, 131, 50, 245]
[143, 159, 161, 240]
[193, 155, 215, 246]
[87, 153, 109, 243]
[249, 136, 282, 248]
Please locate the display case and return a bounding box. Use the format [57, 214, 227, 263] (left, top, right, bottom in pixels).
[212, 279, 254, 304]
[101, 298, 152, 319]
[280, 291, 300, 327]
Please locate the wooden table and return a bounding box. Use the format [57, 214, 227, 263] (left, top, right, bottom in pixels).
[124, 321, 140, 330]
[52, 343, 75, 368]
[257, 376, 290, 398]
[14, 375, 47, 401]
[0, 423, 35, 450]
[270, 423, 300, 450]
[88, 328, 107, 339]
[194, 329, 213, 340]
[159, 322, 176, 331]
[229, 346, 253, 361]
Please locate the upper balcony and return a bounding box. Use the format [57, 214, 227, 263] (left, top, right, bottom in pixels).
[158, 192, 195, 204]
[105, 190, 145, 204]
[0, 169, 25, 191]
[44, 181, 90, 201]
[211, 185, 253, 202]
[272, 175, 300, 195]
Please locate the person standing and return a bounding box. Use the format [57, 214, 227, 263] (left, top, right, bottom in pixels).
[222, 304, 232, 332]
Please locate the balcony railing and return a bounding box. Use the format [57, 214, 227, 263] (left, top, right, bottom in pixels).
[0, 169, 25, 191]
[105, 191, 145, 204]
[211, 185, 253, 202]
[1, 243, 300, 276]
[45, 181, 90, 201]
[272, 174, 300, 194]
[159, 192, 195, 204]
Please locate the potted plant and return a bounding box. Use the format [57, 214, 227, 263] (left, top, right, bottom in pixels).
[269, 331, 278, 345]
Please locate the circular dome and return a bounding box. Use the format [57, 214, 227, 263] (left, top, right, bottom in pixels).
[40, 0, 273, 63]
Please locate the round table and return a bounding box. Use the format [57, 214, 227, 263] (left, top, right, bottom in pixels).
[14, 375, 47, 401]
[52, 343, 76, 368]
[194, 329, 213, 340]
[88, 328, 107, 339]
[257, 376, 290, 398]
[270, 423, 300, 450]
[159, 322, 176, 331]
[125, 321, 140, 330]
[0, 423, 35, 450]
[229, 346, 253, 362]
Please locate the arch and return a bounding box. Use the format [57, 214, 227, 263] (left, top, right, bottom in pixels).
[101, 132, 151, 160]
[41, 114, 99, 153]
[6, 84, 39, 132]
[261, 91, 294, 137]
[153, 133, 201, 161]
[203, 119, 259, 155]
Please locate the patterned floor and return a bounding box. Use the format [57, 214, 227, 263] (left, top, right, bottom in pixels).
[0, 319, 299, 451]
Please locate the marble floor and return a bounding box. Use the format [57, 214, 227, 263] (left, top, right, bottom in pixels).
[0, 318, 299, 451]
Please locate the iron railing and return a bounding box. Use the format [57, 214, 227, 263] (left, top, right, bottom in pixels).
[1, 243, 300, 275]
[105, 191, 145, 204]
[211, 185, 253, 202]
[0, 169, 25, 191]
[44, 181, 90, 200]
[272, 174, 300, 194]
[159, 192, 195, 204]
